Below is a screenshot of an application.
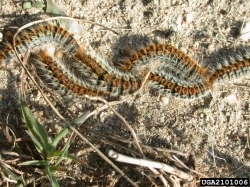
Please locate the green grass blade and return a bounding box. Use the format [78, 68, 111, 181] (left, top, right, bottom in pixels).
[50, 111, 90, 150]
[26, 131, 43, 153]
[71, 111, 90, 126]
[21, 99, 52, 154]
[51, 175, 60, 187]
[52, 151, 85, 165]
[50, 126, 70, 151]
[45, 166, 60, 187]
[54, 138, 70, 166]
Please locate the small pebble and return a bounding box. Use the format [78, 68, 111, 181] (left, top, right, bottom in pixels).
[244, 148, 250, 159]
[240, 20, 250, 41]
[223, 93, 237, 104]
[186, 13, 193, 23]
[0, 32, 3, 42]
[161, 96, 169, 105]
[23, 1, 32, 9]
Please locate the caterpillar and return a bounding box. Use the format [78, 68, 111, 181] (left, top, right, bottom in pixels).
[114, 44, 208, 78]
[207, 51, 250, 84]
[0, 21, 249, 100]
[0, 22, 78, 64]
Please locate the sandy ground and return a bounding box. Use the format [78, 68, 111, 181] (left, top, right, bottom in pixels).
[0, 0, 249, 186]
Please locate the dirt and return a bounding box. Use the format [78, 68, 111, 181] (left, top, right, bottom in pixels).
[0, 0, 249, 187]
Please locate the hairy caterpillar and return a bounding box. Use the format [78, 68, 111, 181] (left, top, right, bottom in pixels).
[0, 22, 78, 64]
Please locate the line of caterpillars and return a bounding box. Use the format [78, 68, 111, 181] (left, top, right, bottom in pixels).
[0, 22, 249, 100]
